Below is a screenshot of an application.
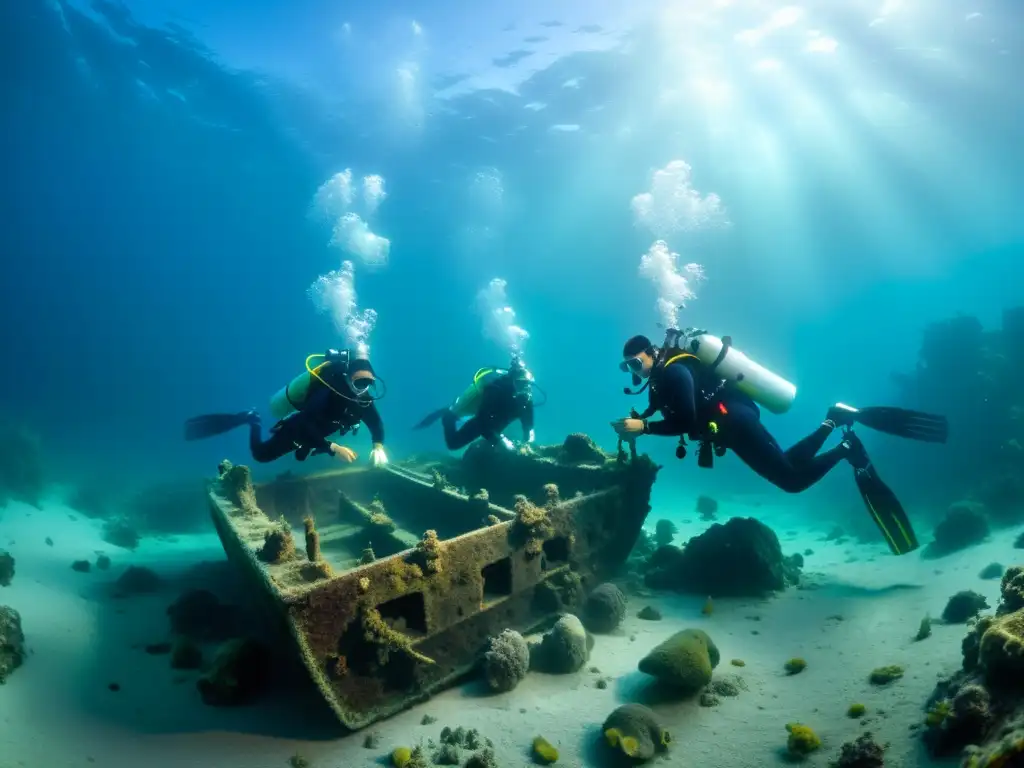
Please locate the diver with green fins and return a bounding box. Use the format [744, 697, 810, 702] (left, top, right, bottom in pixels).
[612, 327, 948, 556]
[185, 348, 389, 467]
[414, 355, 543, 451]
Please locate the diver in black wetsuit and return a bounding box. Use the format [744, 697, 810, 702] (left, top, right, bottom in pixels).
[415, 357, 536, 452]
[611, 334, 865, 492]
[185, 350, 389, 467]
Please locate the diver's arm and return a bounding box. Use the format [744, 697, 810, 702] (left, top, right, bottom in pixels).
[644, 364, 698, 436]
[360, 401, 386, 445]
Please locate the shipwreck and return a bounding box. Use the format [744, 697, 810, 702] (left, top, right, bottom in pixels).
[205, 434, 659, 730]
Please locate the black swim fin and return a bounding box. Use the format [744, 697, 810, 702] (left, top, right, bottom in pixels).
[833, 404, 948, 444]
[854, 464, 920, 556]
[414, 408, 449, 430]
[184, 412, 254, 441]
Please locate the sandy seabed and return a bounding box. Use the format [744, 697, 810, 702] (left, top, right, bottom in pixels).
[0, 493, 1010, 768]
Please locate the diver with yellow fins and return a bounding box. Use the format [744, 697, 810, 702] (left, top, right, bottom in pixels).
[612, 328, 948, 556]
[184, 348, 388, 467]
[414, 356, 540, 451]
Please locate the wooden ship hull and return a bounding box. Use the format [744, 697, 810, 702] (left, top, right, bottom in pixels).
[206, 437, 659, 730]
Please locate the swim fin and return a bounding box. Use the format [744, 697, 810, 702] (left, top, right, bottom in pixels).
[833, 404, 948, 444]
[854, 464, 920, 556]
[414, 408, 449, 430]
[184, 412, 254, 441]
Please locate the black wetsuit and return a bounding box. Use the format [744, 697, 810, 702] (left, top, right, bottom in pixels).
[442, 375, 534, 451]
[248, 376, 384, 464]
[644, 361, 848, 493]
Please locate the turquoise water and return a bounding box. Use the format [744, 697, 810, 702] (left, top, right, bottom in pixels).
[1, 2, 1023, 766]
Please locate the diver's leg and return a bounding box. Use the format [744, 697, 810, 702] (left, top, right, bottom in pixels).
[782, 420, 837, 464]
[248, 415, 297, 463]
[442, 411, 485, 451]
[725, 412, 848, 493]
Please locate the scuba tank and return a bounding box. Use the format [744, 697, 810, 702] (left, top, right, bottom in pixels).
[676, 328, 797, 415]
[269, 350, 351, 420]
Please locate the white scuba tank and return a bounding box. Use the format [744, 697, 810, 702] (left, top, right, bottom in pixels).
[682, 332, 797, 415]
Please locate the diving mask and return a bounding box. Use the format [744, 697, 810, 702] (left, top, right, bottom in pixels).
[620, 356, 645, 375]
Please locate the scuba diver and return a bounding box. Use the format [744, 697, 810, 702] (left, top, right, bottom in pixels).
[415, 356, 538, 451]
[184, 348, 389, 467]
[612, 328, 948, 556]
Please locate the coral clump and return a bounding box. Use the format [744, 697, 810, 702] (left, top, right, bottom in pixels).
[583, 582, 628, 633]
[943, 590, 989, 623]
[383, 559, 422, 592]
[916, 615, 932, 641]
[560, 433, 606, 464]
[785, 657, 807, 675]
[869, 665, 904, 685]
[925, 698, 951, 728]
[848, 703, 867, 718]
[785, 723, 821, 757]
[367, 497, 397, 533]
[531, 736, 559, 764]
[833, 733, 885, 768]
[362, 607, 435, 666]
[638, 628, 719, 694]
[257, 517, 297, 564]
[513, 494, 553, 558]
[998, 565, 1024, 614]
[696, 494, 719, 521]
[978, 607, 1024, 679]
[923, 501, 990, 559]
[981, 562, 1005, 580]
[602, 703, 671, 761]
[643, 516, 800, 596]
[638, 606, 662, 621]
[217, 461, 260, 516]
[0, 605, 25, 682]
[303, 516, 321, 562]
[390, 747, 412, 767]
[431, 470, 453, 491]
[482, 629, 529, 693]
[654, 519, 677, 547]
[300, 560, 333, 582]
[543, 483, 560, 508]
[0, 551, 14, 587]
[962, 725, 1024, 768]
[463, 748, 496, 768]
[533, 613, 591, 674]
[415, 529, 443, 575]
